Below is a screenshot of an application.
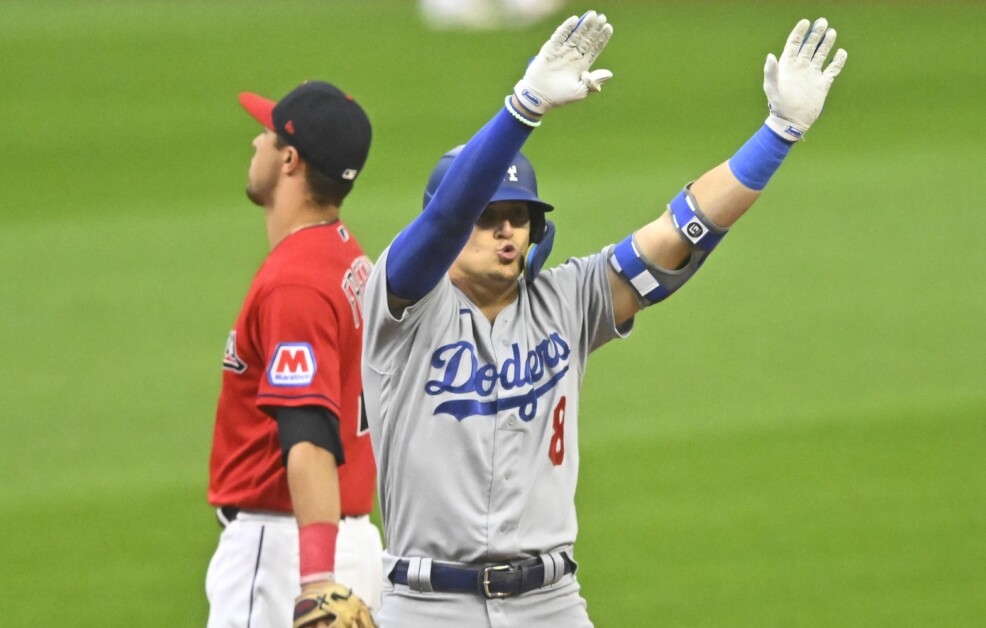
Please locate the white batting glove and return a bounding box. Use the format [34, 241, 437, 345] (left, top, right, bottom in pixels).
[763, 18, 848, 141]
[513, 10, 614, 116]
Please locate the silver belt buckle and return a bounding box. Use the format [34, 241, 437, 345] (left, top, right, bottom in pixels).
[481, 564, 512, 599]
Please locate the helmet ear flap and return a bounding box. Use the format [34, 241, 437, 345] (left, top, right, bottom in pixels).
[529, 209, 547, 244]
[524, 219, 555, 285]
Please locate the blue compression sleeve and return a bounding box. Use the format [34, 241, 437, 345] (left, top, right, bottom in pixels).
[387, 107, 535, 301]
[728, 125, 794, 191]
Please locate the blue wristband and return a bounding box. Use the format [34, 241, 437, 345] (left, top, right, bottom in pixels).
[728, 125, 794, 191]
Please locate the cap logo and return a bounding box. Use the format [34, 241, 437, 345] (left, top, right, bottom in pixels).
[507, 165, 519, 182]
[284, 120, 296, 135]
[341, 169, 358, 180]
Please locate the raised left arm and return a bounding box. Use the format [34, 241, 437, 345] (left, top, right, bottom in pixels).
[609, 18, 847, 325]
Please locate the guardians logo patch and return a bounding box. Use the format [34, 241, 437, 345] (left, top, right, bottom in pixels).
[222, 331, 247, 374]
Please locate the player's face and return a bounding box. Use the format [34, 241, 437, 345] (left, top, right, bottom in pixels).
[451, 201, 531, 289]
[245, 130, 284, 207]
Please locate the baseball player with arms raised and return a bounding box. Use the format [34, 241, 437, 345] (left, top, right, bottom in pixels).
[206, 81, 380, 628]
[361, 10, 846, 627]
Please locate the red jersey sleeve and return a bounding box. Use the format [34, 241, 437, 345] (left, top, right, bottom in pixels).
[255, 284, 343, 415]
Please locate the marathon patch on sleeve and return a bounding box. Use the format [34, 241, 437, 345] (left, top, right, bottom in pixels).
[267, 343, 317, 387]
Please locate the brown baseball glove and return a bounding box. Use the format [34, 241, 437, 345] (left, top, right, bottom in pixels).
[293, 582, 376, 628]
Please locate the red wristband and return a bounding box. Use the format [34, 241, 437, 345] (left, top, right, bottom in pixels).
[298, 522, 338, 585]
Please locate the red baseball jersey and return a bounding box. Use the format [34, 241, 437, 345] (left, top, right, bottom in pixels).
[208, 221, 375, 516]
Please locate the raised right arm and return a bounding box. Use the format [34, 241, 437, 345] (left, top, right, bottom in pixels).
[385, 11, 614, 314]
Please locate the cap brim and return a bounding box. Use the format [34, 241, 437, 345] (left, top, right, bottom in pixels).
[490, 184, 554, 212]
[238, 92, 276, 130]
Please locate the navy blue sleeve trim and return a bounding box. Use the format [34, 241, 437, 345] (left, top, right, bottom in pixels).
[258, 393, 341, 412]
[274, 405, 344, 467]
[386, 107, 535, 301]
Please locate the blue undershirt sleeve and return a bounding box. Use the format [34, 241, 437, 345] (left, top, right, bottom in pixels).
[386, 107, 535, 301]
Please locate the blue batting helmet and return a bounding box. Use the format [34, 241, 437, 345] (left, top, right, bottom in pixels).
[422, 145, 556, 283]
[422, 145, 553, 239]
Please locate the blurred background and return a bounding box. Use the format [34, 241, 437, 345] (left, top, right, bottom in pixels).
[1, 0, 983, 625]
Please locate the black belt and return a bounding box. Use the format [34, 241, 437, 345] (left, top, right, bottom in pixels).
[217, 507, 361, 528]
[389, 553, 576, 599]
[218, 506, 240, 527]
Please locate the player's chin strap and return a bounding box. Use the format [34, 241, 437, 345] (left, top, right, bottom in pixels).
[609, 185, 728, 305]
[524, 219, 555, 285]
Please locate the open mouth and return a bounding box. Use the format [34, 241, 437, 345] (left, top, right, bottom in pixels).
[497, 243, 519, 262]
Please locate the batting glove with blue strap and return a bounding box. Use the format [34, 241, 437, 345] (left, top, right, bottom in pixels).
[513, 10, 614, 116]
[764, 18, 848, 141]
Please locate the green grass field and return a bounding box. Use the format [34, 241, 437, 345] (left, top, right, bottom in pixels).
[2, 1, 983, 625]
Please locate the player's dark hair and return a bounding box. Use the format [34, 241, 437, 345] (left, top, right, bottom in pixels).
[275, 134, 353, 208]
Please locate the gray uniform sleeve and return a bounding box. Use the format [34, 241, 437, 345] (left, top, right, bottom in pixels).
[531, 245, 632, 374]
[362, 245, 459, 376]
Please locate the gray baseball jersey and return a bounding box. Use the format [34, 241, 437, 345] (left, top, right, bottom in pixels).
[362, 244, 631, 568]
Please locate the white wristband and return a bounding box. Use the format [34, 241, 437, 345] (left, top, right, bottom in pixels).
[504, 96, 541, 128]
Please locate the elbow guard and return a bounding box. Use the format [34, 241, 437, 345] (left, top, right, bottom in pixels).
[609, 186, 728, 306]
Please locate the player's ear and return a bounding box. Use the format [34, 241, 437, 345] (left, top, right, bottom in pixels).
[282, 146, 302, 174]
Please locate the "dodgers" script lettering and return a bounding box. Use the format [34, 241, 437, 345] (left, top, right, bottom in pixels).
[424, 333, 570, 421]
